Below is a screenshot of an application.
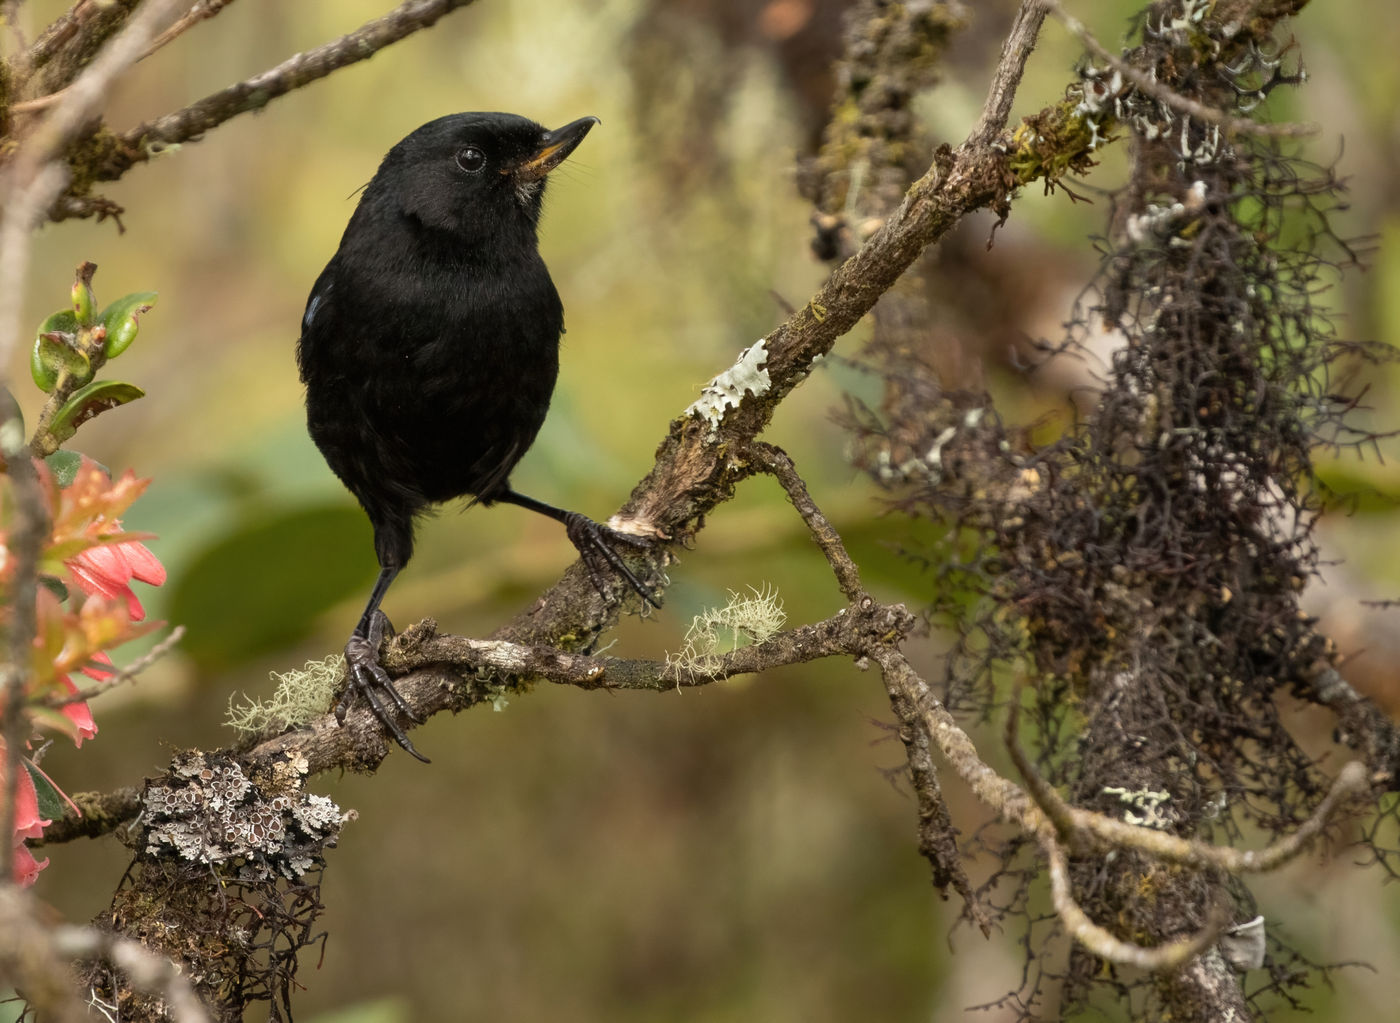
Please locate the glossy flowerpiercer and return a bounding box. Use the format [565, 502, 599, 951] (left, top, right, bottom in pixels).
[297, 112, 658, 760]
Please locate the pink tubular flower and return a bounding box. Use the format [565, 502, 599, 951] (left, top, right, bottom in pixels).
[6, 755, 52, 886]
[57, 651, 112, 746]
[67, 537, 167, 621]
[13, 839, 50, 886]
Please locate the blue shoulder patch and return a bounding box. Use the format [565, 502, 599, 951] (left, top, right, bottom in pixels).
[303, 283, 332, 331]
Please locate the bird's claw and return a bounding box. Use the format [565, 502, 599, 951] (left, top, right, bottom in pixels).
[562, 513, 663, 610]
[337, 610, 430, 763]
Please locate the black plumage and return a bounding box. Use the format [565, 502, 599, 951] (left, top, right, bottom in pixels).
[297, 112, 656, 760]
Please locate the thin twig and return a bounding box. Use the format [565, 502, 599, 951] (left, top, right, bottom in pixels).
[8, 83, 75, 114]
[40, 626, 186, 709]
[39, 601, 917, 842]
[0, 390, 47, 882]
[12, 0, 184, 172]
[140, 0, 238, 61]
[601, 0, 1052, 582]
[10, 0, 232, 116]
[2, 0, 29, 58]
[967, 0, 1051, 148]
[749, 442, 865, 603]
[101, 0, 478, 184]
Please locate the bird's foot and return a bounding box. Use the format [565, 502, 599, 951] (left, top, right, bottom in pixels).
[562, 512, 663, 610]
[336, 610, 430, 763]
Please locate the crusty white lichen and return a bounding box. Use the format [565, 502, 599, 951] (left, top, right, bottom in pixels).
[685, 339, 772, 440]
[1102, 785, 1175, 830]
[141, 751, 353, 881]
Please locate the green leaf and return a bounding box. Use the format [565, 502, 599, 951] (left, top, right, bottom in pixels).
[169, 504, 377, 670]
[30, 344, 58, 392]
[71, 264, 97, 326]
[44, 449, 86, 487]
[22, 757, 78, 820]
[38, 574, 70, 601]
[99, 291, 157, 359]
[43, 530, 152, 565]
[30, 310, 84, 392]
[47, 380, 145, 445]
[37, 309, 79, 336]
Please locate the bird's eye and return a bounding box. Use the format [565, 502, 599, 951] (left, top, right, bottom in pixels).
[455, 146, 486, 173]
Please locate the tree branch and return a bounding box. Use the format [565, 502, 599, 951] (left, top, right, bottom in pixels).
[97, 0, 480, 185]
[750, 443, 865, 603]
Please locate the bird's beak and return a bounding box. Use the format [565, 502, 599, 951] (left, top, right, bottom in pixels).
[512, 116, 599, 182]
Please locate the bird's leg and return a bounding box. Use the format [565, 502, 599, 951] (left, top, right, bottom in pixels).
[337, 564, 430, 762]
[497, 489, 662, 609]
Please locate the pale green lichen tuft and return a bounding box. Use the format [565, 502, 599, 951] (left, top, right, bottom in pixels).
[665, 585, 786, 677]
[226, 655, 344, 736]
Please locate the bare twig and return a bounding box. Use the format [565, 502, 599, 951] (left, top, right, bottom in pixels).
[38, 601, 917, 844]
[140, 0, 238, 60]
[100, 0, 479, 185]
[749, 443, 865, 603]
[568, 2, 1053, 635]
[2, 0, 29, 58]
[967, 0, 1050, 148]
[399, 605, 901, 694]
[0, 389, 47, 882]
[10, 0, 184, 172]
[11, 0, 242, 116]
[40, 625, 186, 709]
[241, 598, 919, 777]
[871, 646, 1012, 931]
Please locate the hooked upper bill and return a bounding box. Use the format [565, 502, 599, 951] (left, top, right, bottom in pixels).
[511, 116, 600, 182]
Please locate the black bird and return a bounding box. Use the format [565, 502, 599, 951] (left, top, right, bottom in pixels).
[297, 112, 657, 760]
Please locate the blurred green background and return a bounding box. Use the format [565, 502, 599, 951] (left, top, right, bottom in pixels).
[6, 0, 1400, 1019]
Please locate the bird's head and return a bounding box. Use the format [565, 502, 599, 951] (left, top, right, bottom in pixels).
[362, 111, 598, 241]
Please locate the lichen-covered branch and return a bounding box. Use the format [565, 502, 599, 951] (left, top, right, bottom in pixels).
[1, 0, 480, 225]
[9, 2, 1393, 1020]
[240, 595, 918, 777]
[101, 0, 479, 183]
[490, 1, 1048, 652]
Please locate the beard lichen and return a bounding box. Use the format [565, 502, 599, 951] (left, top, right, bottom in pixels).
[843, 1, 1390, 1017]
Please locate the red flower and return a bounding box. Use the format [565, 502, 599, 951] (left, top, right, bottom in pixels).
[5, 752, 51, 887]
[67, 537, 166, 621]
[12, 839, 49, 887]
[57, 651, 112, 747]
